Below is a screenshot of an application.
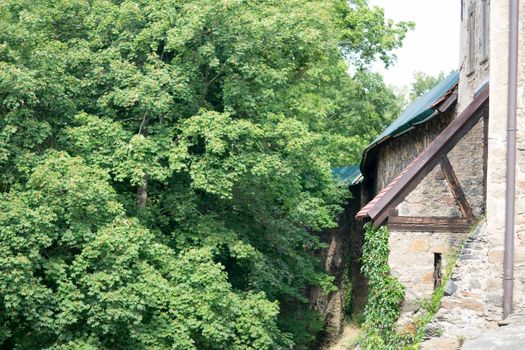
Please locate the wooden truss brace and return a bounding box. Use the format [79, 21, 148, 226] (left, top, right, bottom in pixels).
[387, 155, 476, 233]
[356, 86, 489, 232]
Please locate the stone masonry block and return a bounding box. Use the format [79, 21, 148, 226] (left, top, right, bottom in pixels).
[411, 239, 430, 252]
[422, 271, 434, 285]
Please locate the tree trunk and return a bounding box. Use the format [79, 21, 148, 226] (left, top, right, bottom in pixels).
[137, 116, 149, 208]
[137, 173, 148, 208]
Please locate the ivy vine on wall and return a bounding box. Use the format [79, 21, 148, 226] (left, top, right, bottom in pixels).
[357, 224, 407, 349]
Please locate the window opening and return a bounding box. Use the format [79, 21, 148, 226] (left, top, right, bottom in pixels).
[467, 2, 476, 75]
[433, 253, 443, 290]
[481, 0, 490, 62]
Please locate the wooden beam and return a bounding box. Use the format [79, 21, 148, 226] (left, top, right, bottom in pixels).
[366, 86, 489, 226]
[387, 216, 475, 233]
[439, 155, 474, 218]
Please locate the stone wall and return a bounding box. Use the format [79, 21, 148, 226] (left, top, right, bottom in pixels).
[384, 103, 487, 315]
[373, 108, 456, 194]
[420, 217, 525, 347]
[389, 229, 467, 313]
[486, 0, 525, 318]
[398, 114, 487, 219]
[369, 2, 491, 324]
[311, 186, 366, 347]
[409, 0, 525, 346]
[448, 116, 487, 217]
[420, 221, 502, 349]
[458, 0, 490, 111]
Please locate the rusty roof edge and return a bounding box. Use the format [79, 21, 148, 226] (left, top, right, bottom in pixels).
[431, 81, 459, 109]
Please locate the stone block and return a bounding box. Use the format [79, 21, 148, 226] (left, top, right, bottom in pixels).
[469, 279, 482, 289]
[433, 245, 449, 254]
[458, 298, 485, 312]
[461, 291, 483, 299]
[422, 271, 434, 285]
[487, 277, 501, 290]
[441, 299, 455, 310]
[411, 239, 430, 252]
[420, 337, 460, 350]
[444, 280, 458, 296]
[488, 248, 504, 264]
[425, 323, 444, 338]
[487, 294, 502, 306]
[515, 250, 525, 265]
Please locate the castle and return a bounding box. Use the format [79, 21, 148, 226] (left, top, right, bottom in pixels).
[316, 0, 525, 347]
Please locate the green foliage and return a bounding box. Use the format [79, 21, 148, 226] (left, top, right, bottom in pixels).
[336, 0, 414, 67]
[409, 71, 446, 102]
[0, 0, 410, 347]
[1, 153, 283, 349]
[358, 223, 480, 350]
[343, 268, 353, 317]
[357, 224, 406, 350]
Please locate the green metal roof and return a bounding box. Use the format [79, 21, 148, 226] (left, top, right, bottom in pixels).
[334, 71, 458, 187]
[360, 71, 459, 176]
[332, 165, 362, 185]
[369, 71, 459, 147]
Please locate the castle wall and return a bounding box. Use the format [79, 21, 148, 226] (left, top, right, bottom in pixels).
[373, 108, 456, 194]
[388, 229, 467, 312]
[486, 0, 525, 314]
[421, 0, 525, 345]
[387, 109, 487, 317]
[458, 0, 490, 111]
[310, 186, 366, 347]
[381, 0, 491, 329]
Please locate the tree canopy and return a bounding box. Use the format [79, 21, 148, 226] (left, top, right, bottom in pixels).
[409, 71, 446, 102]
[0, 0, 410, 348]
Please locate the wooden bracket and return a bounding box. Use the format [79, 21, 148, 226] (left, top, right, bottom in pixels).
[385, 156, 476, 232]
[439, 155, 474, 218]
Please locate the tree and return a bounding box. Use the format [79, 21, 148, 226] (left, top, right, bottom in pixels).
[409, 71, 446, 101]
[0, 0, 410, 348]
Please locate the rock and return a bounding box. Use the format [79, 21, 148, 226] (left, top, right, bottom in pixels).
[444, 280, 458, 296]
[401, 290, 421, 313]
[441, 300, 455, 310]
[486, 293, 502, 306]
[488, 248, 504, 264]
[469, 279, 481, 289]
[398, 322, 417, 337]
[434, 245, 449, 254]
[422, 271, 434, 285]
[458, 298, 485, 313]
[411, 239, 430, 252]
[461, 324, 525, 350]
[425, 322, 444, 338]
[421, 337, 460, 350]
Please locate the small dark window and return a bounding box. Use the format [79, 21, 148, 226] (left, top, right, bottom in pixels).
[481, 0, 490, 62]
[467, 2, 476, 75]
[433, 253, 443, 289]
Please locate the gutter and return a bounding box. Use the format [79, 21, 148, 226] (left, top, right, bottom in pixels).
[503, 0, 519, 320]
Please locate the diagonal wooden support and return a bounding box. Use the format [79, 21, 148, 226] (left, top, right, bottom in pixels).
[439, 155, 473, 218]
[356, 86, 488, 226]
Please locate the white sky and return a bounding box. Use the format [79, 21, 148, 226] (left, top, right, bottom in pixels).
[369, 0, 460, 89]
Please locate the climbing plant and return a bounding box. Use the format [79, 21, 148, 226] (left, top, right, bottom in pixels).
[357, 224, 406, 349]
